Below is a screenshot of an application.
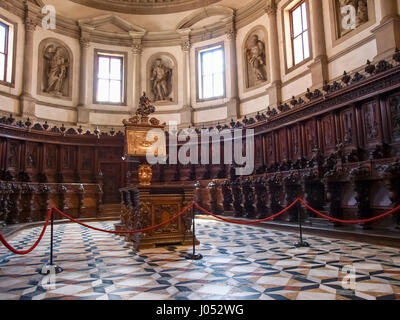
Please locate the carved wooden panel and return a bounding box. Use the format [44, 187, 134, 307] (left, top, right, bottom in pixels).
[62, 146, 75, 170]
[321, 114, 336, 153]
[289, 124, 302, 160]
[388, 94, 400, 142]
[278, 128, 288, 162]
[80, 147, 93, 171]
[340, 108, 357, 148]
[100, 162, 122, 204]
[361, 100, 382, 147]
[7, 141, 19, 169]
[254, 135, 264, 170]
[304, 119, 317, 157]
[265, 133, 276, 165]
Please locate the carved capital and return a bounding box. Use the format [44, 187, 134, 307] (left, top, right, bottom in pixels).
[131, 39, 143, 54]
[181, 39, 191, 52]
[24, 17, 37, 32]
[265, 0, 277, 16]
[226, 27, 236, 40]
[80, 36, 91, 49]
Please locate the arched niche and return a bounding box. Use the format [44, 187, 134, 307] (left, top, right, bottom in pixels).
[243, 26, 270, 91]
[37, 38, 73, 100]
[146, 53, 178, 106]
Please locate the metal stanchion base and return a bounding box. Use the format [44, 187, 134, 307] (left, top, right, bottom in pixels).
[294, 241, 310, 248]
[185, 253, 203, 260]
[40, 264, 63, 275]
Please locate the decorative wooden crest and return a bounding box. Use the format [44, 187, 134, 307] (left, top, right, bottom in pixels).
[122, 92, 166, 161]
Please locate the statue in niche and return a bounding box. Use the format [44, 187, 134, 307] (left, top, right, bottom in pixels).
[43, 45, 69, 96]
[337, 0, 369, 37]
[150, 58, 172, 102]
[245, 33, 267, 88]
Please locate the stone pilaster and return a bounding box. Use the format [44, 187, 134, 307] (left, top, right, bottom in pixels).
[372, 0, 400, 61]
[179, 29, 193, 127]
[225, 15, 240, 120]
[308, 0, 328, 89]
[20, 6, 37, 117]
[130, 31, 146, 113]
[77, 27, 92, 124]
[265, 0, 282, 108]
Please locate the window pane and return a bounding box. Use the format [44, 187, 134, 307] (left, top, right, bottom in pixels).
[301, 3, 308, 31]
[109, 80, 121, 103]
[292, 7, 303, 37]
[303, 31, 310, 59]
[213, 49, 224, 73]
[202, 51, 214, 75]
[0, 25, 6, 53]
[97, 79, 109, 102]
[293, 36, 304, 65]
[203, 75, 213, 99]
[213, 72, 224, 97]
[110, 58, 121, 80]
[98, 57, 110, 79]
[0, 53, 5, 81]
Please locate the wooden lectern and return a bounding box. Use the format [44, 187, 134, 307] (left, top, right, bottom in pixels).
[116, 93, 198, 250]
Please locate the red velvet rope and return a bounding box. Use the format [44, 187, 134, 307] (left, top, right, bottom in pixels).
[194, 199, 301, 225]
[299, 198, 400, 224]
[2, 198, 400, 256]
[52, 202, 194, 235]
[0, 209, 52, 255]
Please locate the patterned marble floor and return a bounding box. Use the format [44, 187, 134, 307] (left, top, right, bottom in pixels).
[0, 219, 400, 300]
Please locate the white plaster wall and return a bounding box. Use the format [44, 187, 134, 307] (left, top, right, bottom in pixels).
[153, 113, 181, 125]
[193, 106, 227, 123]
[240, 95, 269, 116]
[89, 112, 128, 127]
[0, 95, 19, 114]
[281, 73, 313, 101]
[328, 40, 377, 79]
[35, 104, 77, 123]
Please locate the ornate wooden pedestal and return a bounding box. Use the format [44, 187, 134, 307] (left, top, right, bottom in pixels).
[117, 184, 198, 250]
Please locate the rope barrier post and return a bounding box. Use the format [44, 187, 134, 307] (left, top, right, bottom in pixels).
[185, 203, 203, 261]
[40, 209, 63, 275]
[294, 200, 310, 248]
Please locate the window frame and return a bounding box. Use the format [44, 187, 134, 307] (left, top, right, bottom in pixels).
[195, 42, 226, 102]
[0, 21, 9, 83]
[93, 50, 127, 106]
[289, 0, 311, 67]
[0, 15, 16, 87]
